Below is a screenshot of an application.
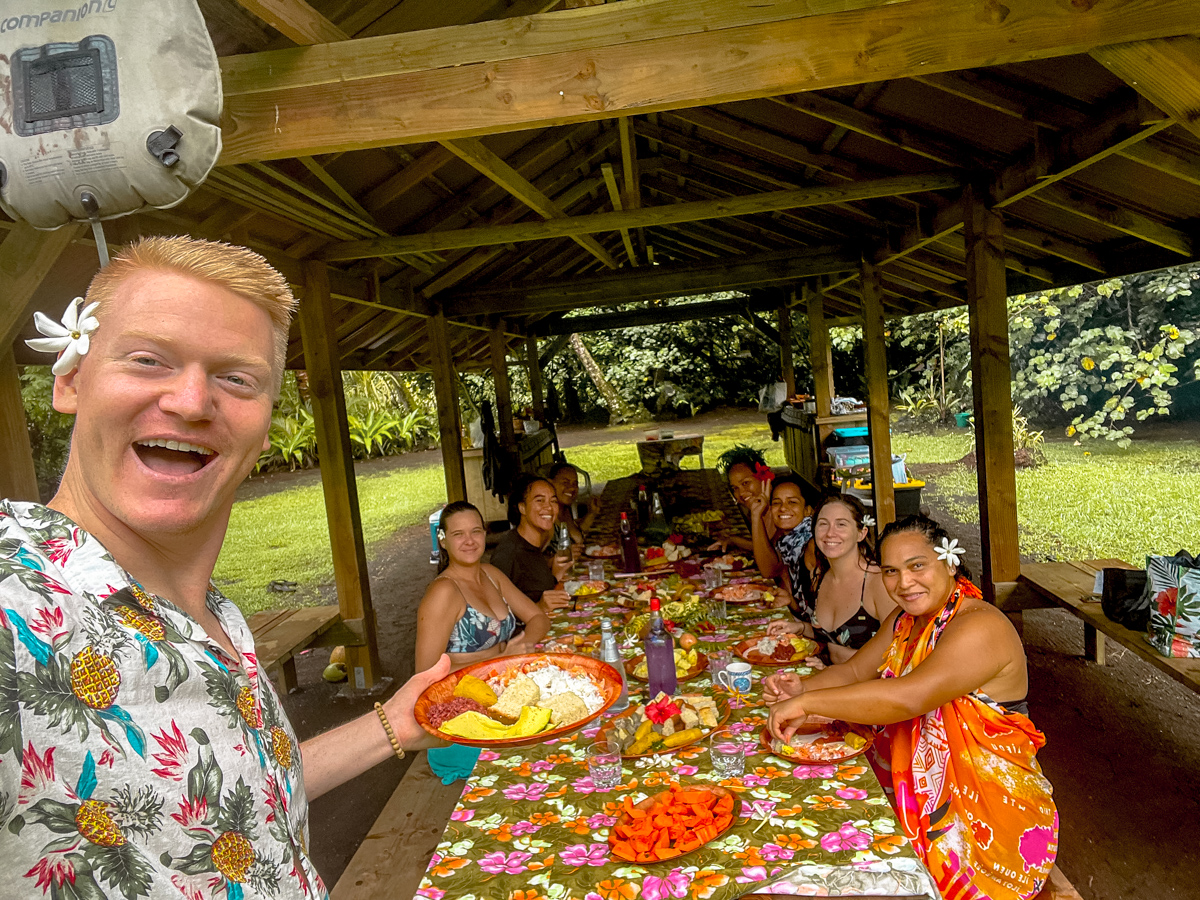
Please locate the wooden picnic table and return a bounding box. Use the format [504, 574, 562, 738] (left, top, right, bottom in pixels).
[410, 536, 938, 899]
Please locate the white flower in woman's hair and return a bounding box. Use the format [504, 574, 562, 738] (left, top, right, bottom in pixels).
[862, 515, 876, 528]
[25, 297, 100, 376]
[935, 537, 963, 568]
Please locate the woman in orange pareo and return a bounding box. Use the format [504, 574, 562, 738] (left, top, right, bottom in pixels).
[766, 515, 1058, 900]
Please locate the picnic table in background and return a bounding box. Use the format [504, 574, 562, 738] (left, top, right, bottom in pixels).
[636, 433, 706, 471]
[414, 541, 937, 899]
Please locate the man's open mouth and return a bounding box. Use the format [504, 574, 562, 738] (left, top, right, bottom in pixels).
[134, 439, 217, 476]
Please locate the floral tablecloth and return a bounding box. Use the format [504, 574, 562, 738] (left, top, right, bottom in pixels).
[415, 599, 938, 900]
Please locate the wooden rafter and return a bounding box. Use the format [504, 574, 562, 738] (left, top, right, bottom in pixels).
[1093, 36, 1200, 143]
[233, 0, 347, 44]
[441, 137, 618, 268]
[446, 245, 857, 317]
[317, 172, 962, 261]
[600, 163, 638, 267]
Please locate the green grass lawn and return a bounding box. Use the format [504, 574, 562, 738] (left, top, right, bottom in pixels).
[214, 416, 1199, 615]
[920, 435, 1200, 565]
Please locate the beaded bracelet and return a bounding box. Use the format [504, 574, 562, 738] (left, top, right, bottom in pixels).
[373, 702, 406, 761]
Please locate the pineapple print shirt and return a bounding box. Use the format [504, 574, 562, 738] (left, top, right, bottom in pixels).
[0, 501, 327, 900]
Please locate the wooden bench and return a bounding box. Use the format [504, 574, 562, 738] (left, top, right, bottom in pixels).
[332, 753, 463, 900]
[1012, 559, 1200, 695]
[247, 605, 358, 693]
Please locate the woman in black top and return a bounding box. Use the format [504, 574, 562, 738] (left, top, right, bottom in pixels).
[490, 474, 572, 614]
[768, 493, 896, 663]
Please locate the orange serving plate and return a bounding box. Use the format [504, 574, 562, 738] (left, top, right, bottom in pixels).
[609, 785, 740, 863]
[415, 653, 623, 748]
[733, 634, 821, 667]
[759, 723, 873, 765]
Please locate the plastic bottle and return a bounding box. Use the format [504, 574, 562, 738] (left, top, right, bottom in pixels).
[619, 512, 641, 574]
[644, 597, 677, 697]
[599, 618, 630, 712]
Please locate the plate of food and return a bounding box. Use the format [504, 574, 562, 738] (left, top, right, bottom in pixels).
[541, 633, 602, 654]
[712, 582, 772, 605]
[760, 720, 873, 764]
[598, 692, 731, 758]
[709, 553, 751, 571]
[734, 633, 820, 666]
[644, 541, 692, 568]
[625, 647, 708, 683]
[568, 579, 610, 598]
[583, 543, 621, 560]
[609, 785, 738, 863]
[415, 653, 623, 748]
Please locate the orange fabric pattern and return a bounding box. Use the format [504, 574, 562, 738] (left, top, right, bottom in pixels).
[874, 578, 1059, 900]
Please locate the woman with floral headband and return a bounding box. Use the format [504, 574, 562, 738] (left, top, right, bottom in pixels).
[711, 444, 776, 552]
[765, 515, 1058, 900]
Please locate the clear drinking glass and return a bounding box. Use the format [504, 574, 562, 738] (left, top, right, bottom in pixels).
[586, 739, 624, 790]
[702, 564, 723, 591]
[707, 649, 731, 689]
[709, 728, 747, 779]
[587, 559, 607, 582]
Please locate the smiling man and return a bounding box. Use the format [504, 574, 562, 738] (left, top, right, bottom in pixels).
[0, 236, 449, 899]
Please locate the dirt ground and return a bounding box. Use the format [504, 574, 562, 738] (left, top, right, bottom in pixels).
[271, 414, 1200, 899]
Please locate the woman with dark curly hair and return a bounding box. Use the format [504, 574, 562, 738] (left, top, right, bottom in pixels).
[766, 515, 1057, 900]
[767, 493, 895, 663]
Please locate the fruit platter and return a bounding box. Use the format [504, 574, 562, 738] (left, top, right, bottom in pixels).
[415, 654, 622, 747]
[734, 633, 820, 666]
[672, 509, 724, 537]
[583, 542, 621, 559]
[760, 720, 873, 764]
[567, 579, 609, 598]
[609, 785, 738, 863]
[643, 539, 692, 568]
[598, 692, 730, 757]
[708, 553, 751, 571]
[712, 582, 774, 605]
[625, 647, 708, 682]
[541, 633, 601, 654]
[624, 596, 710, 640]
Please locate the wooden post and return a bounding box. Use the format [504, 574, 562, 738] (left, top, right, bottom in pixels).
[964, 184, 1021, 599]
[490, 325, 517, 449]
[860, 259, 895, 526]
[428, 311, 467, 503]
[526, 335, 546, 424]
[805, 284, 835, 418]
[0, 221, 83, 503]
[298, 261, 381, 690]
[0, 347, 39, 501]
[778, 299, 796, 399]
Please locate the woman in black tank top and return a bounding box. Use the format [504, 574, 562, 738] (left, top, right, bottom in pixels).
[770, 494, 896, 663]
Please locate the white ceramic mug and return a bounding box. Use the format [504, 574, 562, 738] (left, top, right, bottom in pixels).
[716, 661, 752, 694]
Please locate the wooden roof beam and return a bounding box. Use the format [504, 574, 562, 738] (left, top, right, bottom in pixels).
[217, 0, 1200, 164]
[600, 162, 639, 266]
[234, 0, 348, 44]
[618, 116, 645, 260]
[1093, 36, 1200, 143]
[990, 91, 1172, 208]
[1027, 183, 1193, 257]
[317, 172, 962, 261]
[441, 137, 618, 269]
[445, 245, 858, 317]
[533, 293, 780, 337]
[1118, 139, 1200, 189]
[770, 92, 983, 168]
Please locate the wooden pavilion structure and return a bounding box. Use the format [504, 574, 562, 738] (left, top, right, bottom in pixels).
[3, 0, 1200, 686]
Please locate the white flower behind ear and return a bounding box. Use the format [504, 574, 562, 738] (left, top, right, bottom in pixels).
[862, 515, 876, 528]
[26, 297, 101, 376]
[935, 537, 963, 569]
